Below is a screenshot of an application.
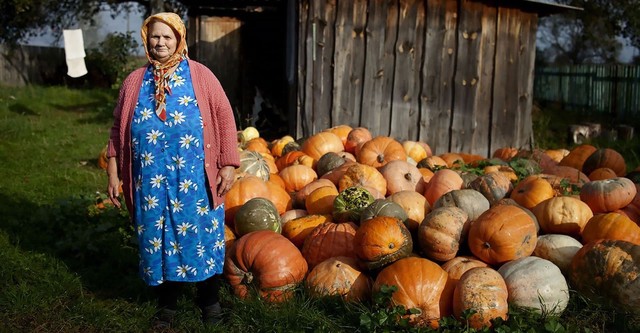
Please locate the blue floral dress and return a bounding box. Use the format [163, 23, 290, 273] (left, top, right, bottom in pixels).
[130, 60, 225, 286]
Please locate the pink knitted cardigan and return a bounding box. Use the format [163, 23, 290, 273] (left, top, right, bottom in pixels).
[107, 59, 240, 214]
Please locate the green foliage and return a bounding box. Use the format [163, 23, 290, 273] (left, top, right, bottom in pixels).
[85, 32, 146, 89]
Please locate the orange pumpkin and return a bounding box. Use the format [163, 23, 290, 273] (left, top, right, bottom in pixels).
[453, 267, 508, 329]
[588, 167, 618, 181]
[387, 190, 431, 233]
[224, 230, 308, 302]
[510, 175, 554, 210]
[402, 140, 430, 163]
[344, 127, 373, 155]
[544, 148, 570, 164]
[581, 212, 640, 245]
[282, 214, 332, 248]
[439, 152, 465, 168]
[293, 178, 336, 209]
[570, 239, 640, 314]
[305, 186, 339, 215]
[441, 256, 488, 286]
[468, 205, 538, 265]
[357, 136, 407, 168]
[224, 224, 236, 248]
[337, 163, 387, 196]
[224, 175, 271, 225]
[492, 147, 518, 161]
[354, 216, 413, 270]
[270, 135, 295, 158]
[302, 131, 344, 162]
[580, 177, 637, 213]
[324, 124, 353, 147]
[278, 164, 318, 193]
[305, 256, 372, 302]
[372, 257, 455, 328]
[424, 169, 464, 206]
[378, 160, 426, 195]
[275, 150, 314, 171]
[532, 196, 593, 236]
[559, 144, 597, 170]
[468, 171, 513, 205]
[417, 155, 448, 171]
[244, 137, 271, 155]
[418, 207, 469, 262]
[582, 148, 626, 177]
[301, 221, 358, 268]
[97, 145, 109, 170]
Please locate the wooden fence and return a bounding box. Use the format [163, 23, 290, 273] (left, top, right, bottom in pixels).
[534, 65, 640, 121]
[0, 45, 66, 86]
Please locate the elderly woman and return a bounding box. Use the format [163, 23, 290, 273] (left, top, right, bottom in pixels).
[106, 12, 239, 328]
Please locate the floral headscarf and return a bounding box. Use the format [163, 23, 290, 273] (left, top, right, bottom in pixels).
[141, 12, 189, 121]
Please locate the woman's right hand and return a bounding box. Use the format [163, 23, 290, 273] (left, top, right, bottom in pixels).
[107, 157, 122, 208]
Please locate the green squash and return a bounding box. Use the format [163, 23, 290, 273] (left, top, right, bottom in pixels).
[234, 197, 281, 237]
[333, 186, 375, 223]
[360, 199, 408, 225]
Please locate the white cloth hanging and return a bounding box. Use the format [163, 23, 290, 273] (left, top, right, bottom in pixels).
[63, 29, 87, 78]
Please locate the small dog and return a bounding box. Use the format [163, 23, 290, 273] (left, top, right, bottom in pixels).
[569, 123, 601, 144]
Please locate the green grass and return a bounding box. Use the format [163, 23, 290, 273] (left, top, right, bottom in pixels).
[1, 85, 639, 332]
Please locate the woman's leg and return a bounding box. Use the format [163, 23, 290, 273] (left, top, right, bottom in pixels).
[196, 274, 223, 324]
[151, 281, 182, 328]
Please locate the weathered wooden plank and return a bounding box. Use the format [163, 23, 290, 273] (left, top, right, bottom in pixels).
[332, 0, 368, 128]
[361, 0, 398, 137]
[311, 0, 337, 134]
[450, 0, 496, 156]
[389, 0, 425, 142]
[491, 7, 520, 151]
[421, 0, 457, 155]
[516, 11, 536, 150]
[297, 0, 311, 138]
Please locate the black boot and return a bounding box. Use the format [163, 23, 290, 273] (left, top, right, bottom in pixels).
[151, 308, 176, 331]
[201, 302, 222, 326]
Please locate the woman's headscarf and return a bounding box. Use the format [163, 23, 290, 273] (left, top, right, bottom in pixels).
[141, 12, 189, 121]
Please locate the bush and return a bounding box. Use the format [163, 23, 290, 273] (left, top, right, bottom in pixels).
[85, 32, 145, 89]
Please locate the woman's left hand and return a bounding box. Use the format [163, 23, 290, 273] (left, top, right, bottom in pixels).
[216, 166, 236, 196]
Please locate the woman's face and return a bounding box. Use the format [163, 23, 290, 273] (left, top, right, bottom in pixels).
[147, 21, 178, 63]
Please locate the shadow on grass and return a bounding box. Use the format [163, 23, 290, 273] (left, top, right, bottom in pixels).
[0, 191, 152, 303]
[8, 103, 39, 116]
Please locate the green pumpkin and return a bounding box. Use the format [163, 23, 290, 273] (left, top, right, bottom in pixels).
[333, 186, 375, 223]
[234, 197, 281, 237]
[360, 199, 408, 225]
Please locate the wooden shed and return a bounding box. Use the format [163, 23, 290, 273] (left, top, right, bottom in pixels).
[183, 0, 577, 156]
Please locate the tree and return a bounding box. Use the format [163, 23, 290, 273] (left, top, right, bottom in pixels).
[536, 0, 639, 64]
[0, 0, 186, 46]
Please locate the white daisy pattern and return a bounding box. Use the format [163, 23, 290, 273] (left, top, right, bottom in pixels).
[150, 174, 166, 188]
[129, 60, 226, 286]
[170, 198, 184, 213]
[141, 151, 154, 167]
[179, 134, 198, 149]
[178, 95, 193, 106]
[146, 129, 163, 145]
[169, 110, 186, 125]
[176, 222, 193, 237]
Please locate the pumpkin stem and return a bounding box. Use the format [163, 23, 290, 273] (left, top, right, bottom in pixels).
[404, 173, 413, 181]
[242, 272, 254, 284]
[389, 242, 395, 249]
[377, 155, 385, 163]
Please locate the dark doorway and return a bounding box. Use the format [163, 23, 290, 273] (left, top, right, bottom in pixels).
[187, 1, 292, 141]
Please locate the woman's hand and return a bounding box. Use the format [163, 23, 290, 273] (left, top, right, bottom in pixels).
[216, 166, 236, 197]
[107, 157, 122, 208]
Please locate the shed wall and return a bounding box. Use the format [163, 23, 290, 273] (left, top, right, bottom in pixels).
[297, 0, 538, 157]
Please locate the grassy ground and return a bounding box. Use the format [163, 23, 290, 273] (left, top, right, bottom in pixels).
[1, 85, 639, 333]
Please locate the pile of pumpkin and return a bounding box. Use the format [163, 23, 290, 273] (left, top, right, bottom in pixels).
[221, 125, 640, 329]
